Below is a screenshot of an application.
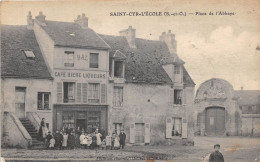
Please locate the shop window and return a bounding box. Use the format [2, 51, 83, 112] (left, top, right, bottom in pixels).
[172, 118, 182, 137]
[174, 90, 182, 105]
[174, 65, 180, 74]
[63, 82, 75, 103]
[88, 83, 100, 104]
[114, 61, 124, 78]
[64, 51, 74, 67]
[37, 92, 51, 110]
[113, 86, 123, 107]
[89, 53, 99, 68]
[114, 123, 122, 135]
[62, 111, 75, 133]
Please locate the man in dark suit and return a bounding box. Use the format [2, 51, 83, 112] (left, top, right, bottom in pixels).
[119, 129, 126, 149]
[209, 144, 224, 162]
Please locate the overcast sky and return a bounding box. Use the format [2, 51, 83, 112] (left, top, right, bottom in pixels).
[1, 0, 260, 90]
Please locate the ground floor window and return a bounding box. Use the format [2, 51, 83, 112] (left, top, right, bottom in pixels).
[38, 92, 51, 110]
[113, 123, 122, 134]
[172, 118, 182, 137]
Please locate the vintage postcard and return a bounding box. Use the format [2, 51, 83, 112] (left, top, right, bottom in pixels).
[0, 0, 260, 161]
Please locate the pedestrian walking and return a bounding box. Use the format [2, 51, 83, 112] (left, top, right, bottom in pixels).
[209, 144, 224, 162]
[119, 129, 126, 149]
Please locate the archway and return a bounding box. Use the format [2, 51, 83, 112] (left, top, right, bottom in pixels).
[205, 107, 225, 136]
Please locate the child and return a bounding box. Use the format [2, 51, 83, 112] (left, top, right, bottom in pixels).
[49, 137, 55, 150]
[105, 133, 112, 150]
[111, 132, 116, 150]
[82, 133, 88, 149]
[87, 134, 92, 149]
[209, 144, 224, 162]
[62, 132, 68, 149]
[91, 133, 97, 150]
[68, 132, 75, 150]
[45, 131, 52, 149]
[114, 134, 120, 150]
[101, 139, 106, 150]
[80, 132, 85, 147]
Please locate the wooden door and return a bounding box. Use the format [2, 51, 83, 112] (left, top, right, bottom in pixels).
[135, 123, 144, 143]
[206, 107, 225, 136]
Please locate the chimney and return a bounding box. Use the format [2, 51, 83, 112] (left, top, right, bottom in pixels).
[159, 30, 177, 54]
[35, 11, 46, 26]
[27, 11, 34, 30]
[119, 26, 136, 48]
[74, 13, 88, 29]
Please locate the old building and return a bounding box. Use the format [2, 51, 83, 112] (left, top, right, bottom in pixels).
[194, 78, 260, 137]
[1, 11, 195, 148]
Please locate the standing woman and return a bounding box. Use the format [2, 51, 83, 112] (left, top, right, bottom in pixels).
[95, 129, 102, 149]
[37, 118, 46, 143]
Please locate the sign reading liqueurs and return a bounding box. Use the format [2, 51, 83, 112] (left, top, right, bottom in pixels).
[54, 71, 106, 79]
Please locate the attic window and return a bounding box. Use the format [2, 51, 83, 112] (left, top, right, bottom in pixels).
[23, 50, 35, 59]
[114, 61, 124, 78]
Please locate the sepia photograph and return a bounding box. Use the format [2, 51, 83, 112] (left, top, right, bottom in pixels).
[0, 0, 260, 161]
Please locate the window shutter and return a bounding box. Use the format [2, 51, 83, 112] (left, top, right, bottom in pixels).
[76, 83, 82, 103]
[100, 84, 106, 104]
[130, 123, 135, 144]
[82, 83, 88, 103]
[144, 123, 150, 144]
[182, 119, 188, 139]
[166, 117, 172, 138]
[57, 82, 62, 103]
[169, 89, 174, 105]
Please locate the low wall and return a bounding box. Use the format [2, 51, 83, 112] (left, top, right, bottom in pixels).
[3, 112, 32, 148]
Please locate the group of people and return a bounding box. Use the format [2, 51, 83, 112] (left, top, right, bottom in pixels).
[37, 118, 126, 150]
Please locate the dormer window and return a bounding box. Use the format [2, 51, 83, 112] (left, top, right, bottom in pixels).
[64, 51, 74, 67]
[114, 61, 124, 78]
[23, 50, 35, 59]
[174, 65, 180, 74]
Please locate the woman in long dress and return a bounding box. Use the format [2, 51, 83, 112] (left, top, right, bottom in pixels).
[37, 118, 46, 143]
[62, 132, 68, 149]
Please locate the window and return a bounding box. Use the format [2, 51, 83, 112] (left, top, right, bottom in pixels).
[114, 61, 124, 77]
[38, 92, 51, 110]
[88, 83, 100, 103]
[174, 65, 180, 74]
[114, 123, 122, 134]
[64, 51, 74, 67]
[23, 50, 35, 59]
[172, 118, 182, 137]
[113, 86, 123, 107]
[63, 82, 75, 103]
[90, 53, 99, 68]
[174, 90, 182, 105]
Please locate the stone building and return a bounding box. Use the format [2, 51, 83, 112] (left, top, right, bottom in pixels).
[194, 78, 260, 137]
[1, 11, 195, 148]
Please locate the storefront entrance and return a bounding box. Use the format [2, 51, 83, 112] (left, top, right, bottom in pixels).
[205, 107, 225, 136]
[53, 105, 108, 134]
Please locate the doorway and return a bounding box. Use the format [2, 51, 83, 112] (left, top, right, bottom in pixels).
[15, 87, 26, 118]
[135, 123, 145, 143]
[205, 107, 225, 136]
[76, 119, 87, 132]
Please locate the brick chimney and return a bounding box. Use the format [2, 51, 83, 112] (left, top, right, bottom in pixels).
[159, 30, 177, 54]
[27, 11, 34, 30]
[35, 11, 46, 26]
[119, 26, 136, 48]
[74, 13, 88, 29]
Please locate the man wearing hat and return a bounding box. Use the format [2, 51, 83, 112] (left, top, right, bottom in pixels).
[119, 129, 126, 149]
[209, 144, 224, 162]
[45, 131, 52, 149]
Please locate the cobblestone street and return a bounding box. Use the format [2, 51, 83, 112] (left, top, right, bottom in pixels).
[1, 137, 260, 161]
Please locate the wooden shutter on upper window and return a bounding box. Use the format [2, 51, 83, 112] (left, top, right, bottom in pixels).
[100, 84, 106, 104]
[76, 83, 82, 103]
[82, 83, 88, 103]
[168, 89, 174, 105]
[57, 82, 62, 103]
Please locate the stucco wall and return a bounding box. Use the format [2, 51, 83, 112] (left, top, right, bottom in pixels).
[241, 116, 260, 136]
[2, 78, 53, 131]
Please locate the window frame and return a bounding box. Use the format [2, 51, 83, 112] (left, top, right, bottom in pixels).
[64, 51, 75, 67]
[37, 92, 51, 110]
[63, 82, 76, 103]
[174, 65, 181, 74]
[23, 50, 35, 59]
[113, 86, 123, 107]
[113, 123, 122, 134]
[174, 89, 183, 105]
[88, 83, 100, 104]
[89, 53, 99, 68]
[114, 60, 124, 78]
[172, 117, 182, 137]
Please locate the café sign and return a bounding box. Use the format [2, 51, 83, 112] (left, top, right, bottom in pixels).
[54, 71, 106, 79]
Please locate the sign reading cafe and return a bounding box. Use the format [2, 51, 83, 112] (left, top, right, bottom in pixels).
[54, 71, 106, 79]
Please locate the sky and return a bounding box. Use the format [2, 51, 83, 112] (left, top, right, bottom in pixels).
[1, 0, 260, 90]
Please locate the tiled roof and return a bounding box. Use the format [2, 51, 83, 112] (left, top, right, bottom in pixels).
[99, 34, 195, 86]
[234, 90, 260, 105]
[41, 21, 110, 49]
[1, 25, 52, 79]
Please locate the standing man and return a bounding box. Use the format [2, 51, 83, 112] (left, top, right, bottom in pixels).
[119, 129, 126, 149]
[209, 144, 224, 162]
